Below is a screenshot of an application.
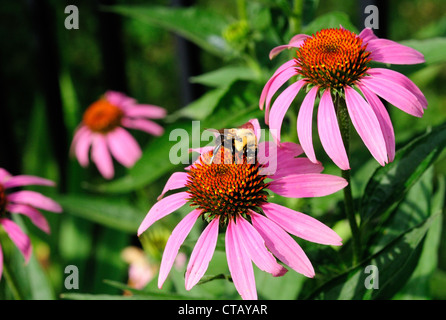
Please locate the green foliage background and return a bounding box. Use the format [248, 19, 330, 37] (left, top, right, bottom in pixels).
[0, 0, 445, 300]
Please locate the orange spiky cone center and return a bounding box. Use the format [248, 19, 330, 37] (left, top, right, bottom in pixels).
[83, 99, 124, 133]
[185, 148, 268, 224]
[295, 28, 371, 89]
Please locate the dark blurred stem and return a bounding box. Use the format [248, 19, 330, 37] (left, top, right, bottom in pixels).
[335, 94, 361, 265]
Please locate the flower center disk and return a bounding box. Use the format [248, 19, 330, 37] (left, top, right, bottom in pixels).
[83, 99, 124, 133]
[186, 148, 268, 223]
[295, 28, 371, 89]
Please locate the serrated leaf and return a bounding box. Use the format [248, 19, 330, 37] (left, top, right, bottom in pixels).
[307, 211, 438, 300]
[360, 122, 446, 229]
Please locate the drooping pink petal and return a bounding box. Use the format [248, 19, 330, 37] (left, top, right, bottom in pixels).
[344, 85, 389, 166]
[267, 157, 324, 179]
[185, 218, 219, 290]
[235, 216, 288, 277]
[360, 76, 424, 117]
[7, 191, 62, 213]
[358, 84, 396, 162]
[157, 172, 189, 200]
[262, 202, 342, 246]
[297, 86, 319, 163]
[91, 134, 114, 179]
[367, 68, 427, 109]
[158, 209, 201, 289]
[259, 59, 296, 110]
[225, 218, 257, 300]
[268, 173, 347, 198]
[73, 127, 93, 167]
[269, 80, 306, 144]
[137, 192, 189, 236]
[367, 39, 425, 65]
[250, 211, 314, 278]
[122, 118, 164, 136]
[106, 127, 142, 168]
[269, 34, 310, 59]
[3, 175, 56, 189]
[244, 118, 262, 142]
[125, 105, 167, 119]
[0, 218, 32, 263]
[317, 89, 350, 170]
[6, 204, 50, 234]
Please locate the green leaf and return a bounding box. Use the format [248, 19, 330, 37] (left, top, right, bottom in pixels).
[360, 122, 446, 229]
[189, 65, 258, 88]
[400, 37, 446, 66]
[307, 211, 439, 300]
[104, 5, 232, 58]
[55, 194, 145, 233]
[302, 11, 358, 35]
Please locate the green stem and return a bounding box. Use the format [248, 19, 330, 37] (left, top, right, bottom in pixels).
[2, 260, 23, 300]
[289, 0, 304, 35]
[335, 93, 361, 265]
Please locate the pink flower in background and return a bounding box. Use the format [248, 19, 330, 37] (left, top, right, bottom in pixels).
[0, 168, 62, 280]
[260, 27, 427, 169]
[71, 91, 166, 179]
[137, 120, 346, 300]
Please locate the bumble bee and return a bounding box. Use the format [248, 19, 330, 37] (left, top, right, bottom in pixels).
[208, 123, 258, 164]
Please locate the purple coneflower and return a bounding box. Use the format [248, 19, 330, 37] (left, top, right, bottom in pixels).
[0, 168, 62, 280]
[71, 91, 166, 179]
[260, 27, 427, 169]
[137, 120, 346, 299]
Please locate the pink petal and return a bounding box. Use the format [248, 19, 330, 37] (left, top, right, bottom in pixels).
[269, 34, 310, 59]
[250, 211, 314, 278]
[137, 192, 189, 236]
[269, 80, 306, 144]
[262, 202, 342, 246]
[125, 105, 167, 119]
[73, 127, 92, 167]
[106, 127, 142, 168]
[359, 27, 378, 42]
[226, 218, 257, 300]
[297, 86, 319, 163]
[358, 84, 396, 162]
[157, 172, 189, 200]
[235, 217, 288, 277]
[268, 173, 348, 198]
[122, 118, 164, 136]
[185, 218, 219, 290]
[104, 91, 136, 108]
[3, 175, 56, 189]
[6, 204, 50, 234]
[344, 85, 389, 166]
[158, 209, 201, 288]
[269, 158, 323, 179]
[7, 191, 62, 213]
[91, 134, 114, 179]
[0, 218, 32, 263]
[359, 76, 424, 117]
[367, 39, 425, 65]
[367, 68, 427, 109]
[0, 168, 12, 183]
[317, 89, 350, 170]
[259, 59, 296, 110]
[244, 118, 262, 143]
